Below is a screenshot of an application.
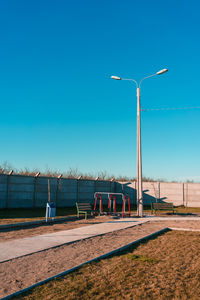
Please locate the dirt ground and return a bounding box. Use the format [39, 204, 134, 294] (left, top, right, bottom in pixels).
[0, 219, 200, 298]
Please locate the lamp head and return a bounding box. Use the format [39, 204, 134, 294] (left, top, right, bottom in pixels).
[110, 75, 121, 80]
[156, 68, 168, 75]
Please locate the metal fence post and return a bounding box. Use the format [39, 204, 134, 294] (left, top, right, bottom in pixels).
[6, 170, 13, 208]
[158, 182, 160, 201]
[33, 172, 40, 208]
[77, 176, 82, 202]
[95, 177, 98, 194]
[55, 174, 62, 206]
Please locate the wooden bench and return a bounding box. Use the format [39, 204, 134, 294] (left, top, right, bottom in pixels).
[76, 202, 93, 220]
[151, 202, 177, 214]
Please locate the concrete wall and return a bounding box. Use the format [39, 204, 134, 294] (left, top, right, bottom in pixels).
[1, 174, 200, 208]
[0, 174, 115, 208]
[184, 183, 200, 207]
[116, 181, 200, 207]
[115, 181, 136, 206]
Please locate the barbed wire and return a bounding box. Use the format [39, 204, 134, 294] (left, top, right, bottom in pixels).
[141, 106, 200, 112]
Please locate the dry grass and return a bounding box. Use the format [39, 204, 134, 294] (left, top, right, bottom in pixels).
[15, 230, 200, 300]
[173, 206, 200, 214]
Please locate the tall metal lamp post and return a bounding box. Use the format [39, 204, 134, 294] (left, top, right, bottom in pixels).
[111, 69, 168, 217]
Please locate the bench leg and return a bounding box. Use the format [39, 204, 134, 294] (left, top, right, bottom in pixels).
[85, 212, 87, 220]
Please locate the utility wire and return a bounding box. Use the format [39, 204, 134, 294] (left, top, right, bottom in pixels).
[141, 106, 200, 112]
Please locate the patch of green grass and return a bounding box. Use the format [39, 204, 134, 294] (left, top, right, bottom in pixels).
[126, 254, 159, 263]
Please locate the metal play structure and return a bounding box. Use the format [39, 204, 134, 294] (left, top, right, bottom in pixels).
[94, 192, 131, 217]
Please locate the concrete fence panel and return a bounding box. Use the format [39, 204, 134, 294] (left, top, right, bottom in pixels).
[184, 183, 200, 207]
[1, 173, 200, 208]
[115, 181, 136, 206]
[143, 182, 160, 205]
[0, 175, 8, 208]
[7, 175, 34, 208]
[160, 182, 184, 206]
[95, 180, 112, 193]
[78, 180, 95, 203]
[57, 179, 77, 207]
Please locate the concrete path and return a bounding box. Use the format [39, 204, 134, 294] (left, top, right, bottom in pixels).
[0, 219, 148, 263]
[0, 216, 199, 263]
[144, 216, 200, 221]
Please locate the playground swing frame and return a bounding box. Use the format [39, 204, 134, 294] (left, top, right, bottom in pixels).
[94, 192, 131, 217]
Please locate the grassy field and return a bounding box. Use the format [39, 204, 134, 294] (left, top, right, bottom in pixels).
[14, 230, 200, 300]
[0, 206, 200, 225]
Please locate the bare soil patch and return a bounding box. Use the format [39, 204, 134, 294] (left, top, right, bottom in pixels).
[15, 230, 200, 300]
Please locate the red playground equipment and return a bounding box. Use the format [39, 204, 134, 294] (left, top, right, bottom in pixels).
[94, 193, 103, 215]
[93, 192, 131, 217]
[122, 194, 131, 217]
[108, 194, 116, 215]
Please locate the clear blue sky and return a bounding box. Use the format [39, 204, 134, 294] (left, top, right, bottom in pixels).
[0, 0, 200, 181]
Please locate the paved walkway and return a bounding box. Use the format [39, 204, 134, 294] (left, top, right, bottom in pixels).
[0, 216, 199, 263]
[144, 216, 200, 221]
[0, 219, 148, 263]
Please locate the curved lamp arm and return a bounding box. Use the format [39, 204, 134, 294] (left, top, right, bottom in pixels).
[110, 76, 138, 88]
[122, 78, 138, 88]
[139, 68, 168, 88]
[139, 73, 157, 88]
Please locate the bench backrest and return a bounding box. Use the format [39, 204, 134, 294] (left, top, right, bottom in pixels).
[76, 202, 92, 211]
[152, 202, 173, 210]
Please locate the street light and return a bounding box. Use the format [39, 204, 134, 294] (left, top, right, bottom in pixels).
[111, 68, 168, 217]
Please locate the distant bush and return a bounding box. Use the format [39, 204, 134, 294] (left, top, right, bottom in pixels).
[0, 162, 136, 181]
[0, 161, 191, 183]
